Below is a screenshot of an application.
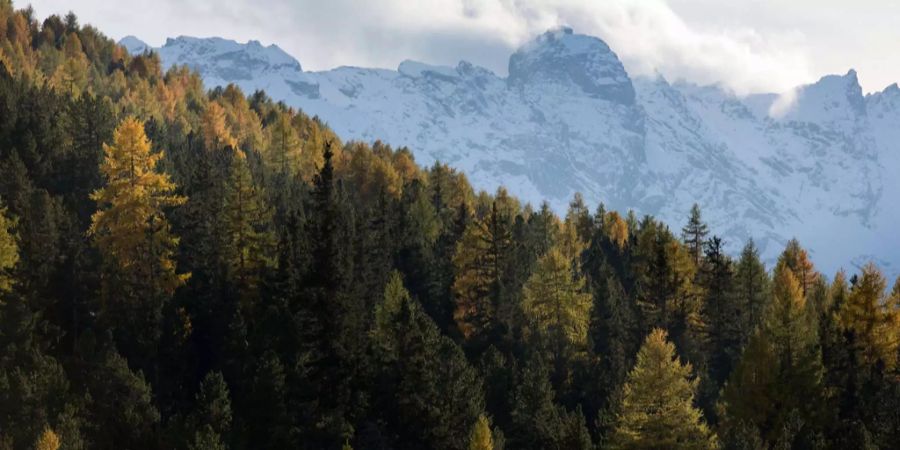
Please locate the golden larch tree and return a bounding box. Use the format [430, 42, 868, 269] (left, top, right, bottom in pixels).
[89, 117, 188, 295]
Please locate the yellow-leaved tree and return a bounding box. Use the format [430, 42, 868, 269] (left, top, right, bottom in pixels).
[522, 247, 591, 365]
[610, 328, 716, 449]
[467, 414, 494, 450]
[0, 196, 18, 293]
[34, 427, 61, 450]
[89, 117, 188, 296]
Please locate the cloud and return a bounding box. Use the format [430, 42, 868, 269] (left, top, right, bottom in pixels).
[28, 0, 819, 94]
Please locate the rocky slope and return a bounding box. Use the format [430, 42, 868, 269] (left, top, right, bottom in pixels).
[120, 29, 900, 276]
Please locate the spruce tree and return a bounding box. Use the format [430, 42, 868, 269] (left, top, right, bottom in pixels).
[681, 204, 708, 268]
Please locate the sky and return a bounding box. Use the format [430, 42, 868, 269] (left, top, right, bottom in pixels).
[24, 0, 900, 95]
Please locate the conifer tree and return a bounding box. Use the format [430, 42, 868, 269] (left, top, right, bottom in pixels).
[221, 148, 275, 297]
[522, 247, 591, 372]
[776, 239, 818, 297]
[89, 117, 188, 295]
[733, 240, 769, 344]
[265, 111, 301, 175]
[35, 428, 61, 450]
[468, 415, 494, 450]
[452, 201, 512, 342]
[609, 328, 716, 449]
[681, 204, 708, 267]
[722, 263, 824, 445]
[0, 196, 17, 292]
[837, 263, 899, 369]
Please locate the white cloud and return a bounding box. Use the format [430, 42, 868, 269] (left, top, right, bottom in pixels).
[24, 0, 896, 94]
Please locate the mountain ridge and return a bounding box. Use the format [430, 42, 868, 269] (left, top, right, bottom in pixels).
[120, 31, 900, 276]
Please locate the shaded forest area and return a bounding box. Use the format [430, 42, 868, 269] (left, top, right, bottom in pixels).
[1, 2, 900, 449]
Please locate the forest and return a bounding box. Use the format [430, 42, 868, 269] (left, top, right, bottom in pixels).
[1, 2, 900, 449]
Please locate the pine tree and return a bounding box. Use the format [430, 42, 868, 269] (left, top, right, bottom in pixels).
[681, 204, 708, 268]
[468, 415, 494, 450]
[610, 328, 715, 449]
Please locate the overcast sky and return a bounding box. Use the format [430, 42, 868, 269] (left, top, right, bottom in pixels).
[24, 0, 900, 94]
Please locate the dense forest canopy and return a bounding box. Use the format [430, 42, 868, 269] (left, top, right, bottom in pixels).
[1, 2, 900, 449]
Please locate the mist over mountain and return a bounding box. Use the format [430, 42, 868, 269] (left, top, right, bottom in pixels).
[122, 28, 900, 276]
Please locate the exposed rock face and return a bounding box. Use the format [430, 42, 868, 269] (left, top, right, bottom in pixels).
[123, 31, 900, 276]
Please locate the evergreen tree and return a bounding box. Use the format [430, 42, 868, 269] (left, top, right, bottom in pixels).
[681, 204, 708, 268]
[732, 240, 769, 345]
[0, 196, 17, 292]
[452, 201, 512, 343]
[609, 328, 716, 449]
[221, 148, 275, 299]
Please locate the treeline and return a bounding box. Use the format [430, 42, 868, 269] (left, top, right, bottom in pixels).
[1, 3, 900, 449]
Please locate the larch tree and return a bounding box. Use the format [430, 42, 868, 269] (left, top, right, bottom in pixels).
[468, 415, 494, 450]
[681, 203, 708, 268]
[89, 117, 188, 296]
[522, 247, 591, 368]
[609, 328, 716, 450]
[837, 263, 899, 369]
[34, 428, 61, 450]
[266, 110, 302, 175]
[201, 101, 236, 151]
[776, 239, 818, 297]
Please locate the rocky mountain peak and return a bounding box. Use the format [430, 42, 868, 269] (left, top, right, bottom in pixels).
[507, 27, 635, 104]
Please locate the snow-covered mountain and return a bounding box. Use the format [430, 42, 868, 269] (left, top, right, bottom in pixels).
[121, 29, 900, 277]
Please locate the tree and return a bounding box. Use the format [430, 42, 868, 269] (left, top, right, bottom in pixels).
[509, 358, 591, 450]
[721, 264, 824, 446]
[837, 263, 899, 369]
[522, 247, 591, 377]
[372, 272, 486, 449]
[733, 240, 769, 345]
[776, 239, 818, 297]
[35, 428, 61, 450]
[681, 204, 708, 267]
[221, 148, 275, 297]
[89, 117, 188, 296]
[698, 236, 738, 388]
[609, 328, 716, 449]
[452, 202, 512, 343]
[201, 101, 236, 151]
[265, 111, 302, 175]
[468, 415, 494, 450]
[0, 196, 17, 292]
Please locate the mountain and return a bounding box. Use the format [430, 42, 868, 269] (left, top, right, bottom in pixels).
[122, 29, 900, 276]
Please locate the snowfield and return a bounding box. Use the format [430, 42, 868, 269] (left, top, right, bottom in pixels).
[121, 27, 900, 278]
